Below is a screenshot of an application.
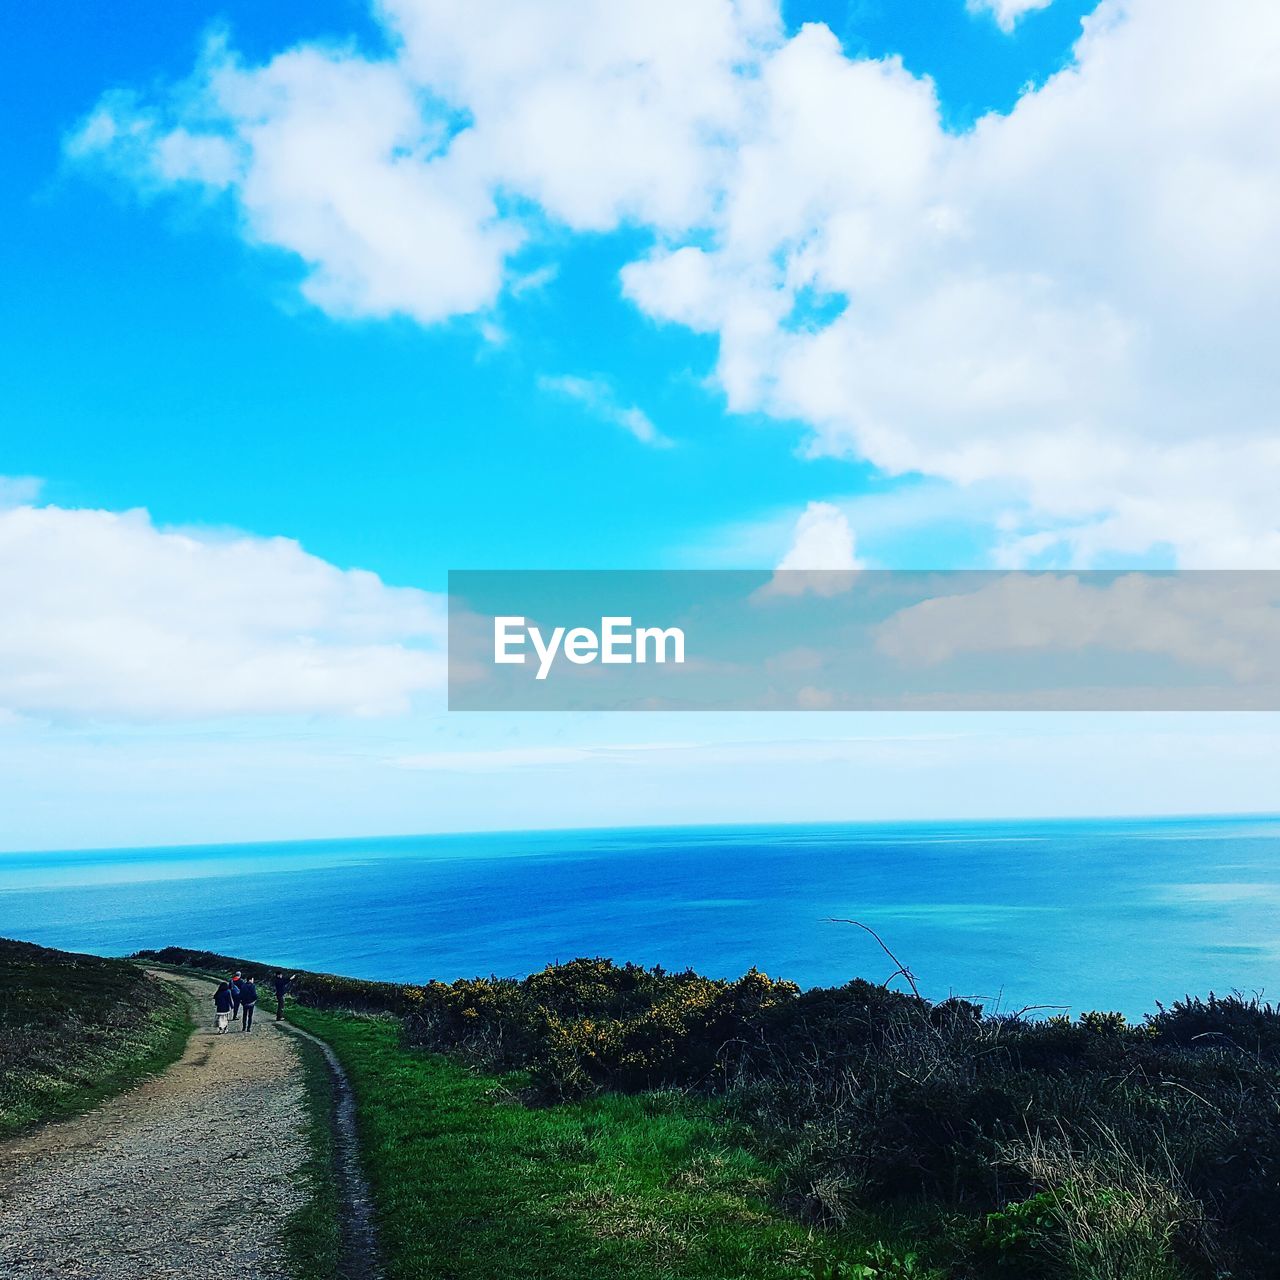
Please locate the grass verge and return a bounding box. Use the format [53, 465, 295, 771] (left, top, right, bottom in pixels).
[0, 937, 191, 1140]
[286, 1004, 934, 1280]
[283, 1026, 345, 1280]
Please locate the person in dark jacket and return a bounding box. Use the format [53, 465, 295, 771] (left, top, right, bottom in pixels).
[240, 976, 259, 1032]
[273, 972, 296, 1021]
[213, 981, 233, 1034]
[229, 973, 243, 1020]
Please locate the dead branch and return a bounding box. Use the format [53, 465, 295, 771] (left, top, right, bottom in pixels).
[825, 918, 922, 999]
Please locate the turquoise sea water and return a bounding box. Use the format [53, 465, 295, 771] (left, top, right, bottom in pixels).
[2, 816, 1278, 1017]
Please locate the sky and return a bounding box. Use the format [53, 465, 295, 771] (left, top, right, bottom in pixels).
[2, 0, 1279, 851]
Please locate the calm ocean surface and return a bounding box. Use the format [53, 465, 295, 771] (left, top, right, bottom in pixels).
[2, 816, 1277, 1017]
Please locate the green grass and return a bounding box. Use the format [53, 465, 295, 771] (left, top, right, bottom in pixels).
[0, 937, 191, 1139]
[283, 1027, 345, 1280]
[287, 1004, 935, 1280]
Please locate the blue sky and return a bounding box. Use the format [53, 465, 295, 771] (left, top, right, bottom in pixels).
[1, 0, 1099, 582]
[1, 0, 1278, 849]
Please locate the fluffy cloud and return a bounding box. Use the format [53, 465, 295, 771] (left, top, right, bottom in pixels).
[0, 500, 444, 720]
[625, 1, 1280, 567]
[68, 3, 776, 323]
[754, 501, 862, 598]
[776, 501, 861, 572]
[967, 0, 1055, 32]
[68, 44, 517, 324]
[70, 0, 1280, 566]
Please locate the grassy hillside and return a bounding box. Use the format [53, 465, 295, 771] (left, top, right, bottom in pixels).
[140, 945, 1280, 1280]
[0, 937, 190, 1138]
[285, 1005, 932, 1280]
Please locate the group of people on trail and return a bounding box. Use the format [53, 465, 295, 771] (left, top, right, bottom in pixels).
[212, 971, 295, 1033]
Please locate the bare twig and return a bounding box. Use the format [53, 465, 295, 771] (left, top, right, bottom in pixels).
[1008, 1003, 1073, 1019]
[825, 918, 921, 999]
[1160, 1078, 1226, 1118]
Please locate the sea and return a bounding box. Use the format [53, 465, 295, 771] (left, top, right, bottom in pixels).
[2, 815, 1277, 1018]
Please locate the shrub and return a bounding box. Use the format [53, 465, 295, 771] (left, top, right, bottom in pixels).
[402, 958, 800, 1098]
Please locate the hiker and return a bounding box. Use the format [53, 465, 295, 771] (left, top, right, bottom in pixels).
[229, 972, 243, 1020]
[213, 981, 233, 1034]
[240, 975, 259, 1032]
[273, 972, 296, 1021]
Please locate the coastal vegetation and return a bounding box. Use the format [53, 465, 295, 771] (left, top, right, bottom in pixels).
[0, 937, 189, 1139]
[284, 1006, 926, 1279]
[138, 944, 1280, 1279]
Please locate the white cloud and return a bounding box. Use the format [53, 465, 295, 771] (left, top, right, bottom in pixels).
[69, 0, 1280, 567]
[0, 500, 444, 720]
[538, 373, 671, 446]
[623, 1, 1280, 567]
[967, 0, 1055, 33]
[69, 45, 518, 325]
[758, 500, 864, 598]
[686, 481, 1013, 569]
[68, 5, 777, 325]
[776, 501, 861, 572]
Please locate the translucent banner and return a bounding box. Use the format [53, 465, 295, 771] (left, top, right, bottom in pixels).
[447, 570, 1280, 711]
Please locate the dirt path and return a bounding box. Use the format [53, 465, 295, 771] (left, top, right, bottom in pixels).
[0, 972, 308, 1279]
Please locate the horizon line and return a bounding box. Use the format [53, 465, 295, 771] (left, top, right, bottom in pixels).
[3, 807, 1278, 860]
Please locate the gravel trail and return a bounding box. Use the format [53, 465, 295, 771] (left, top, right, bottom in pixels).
[0, 972, 309, 1279]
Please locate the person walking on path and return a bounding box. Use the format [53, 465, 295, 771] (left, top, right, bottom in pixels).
[239, 976, 259, 1032]
[229, 972, 243, 1021]
[212, 981, 234, 1033]
[273, 972, 296, 1021]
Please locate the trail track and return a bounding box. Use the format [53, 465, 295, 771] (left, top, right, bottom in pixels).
[0, 971, 308, 1279]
